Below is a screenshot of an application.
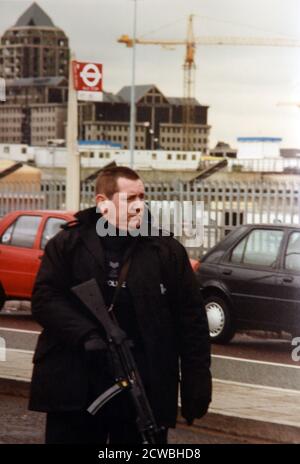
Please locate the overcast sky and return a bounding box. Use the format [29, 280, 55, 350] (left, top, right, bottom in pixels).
[1, 0, 300, 148]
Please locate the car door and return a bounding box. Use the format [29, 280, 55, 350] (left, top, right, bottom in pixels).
[219, 227, 285, 328]
[275, 229, 300, 332]
[0, 214, 43, 298]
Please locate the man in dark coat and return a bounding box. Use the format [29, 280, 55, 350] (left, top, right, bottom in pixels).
[29, 166, 212, 444]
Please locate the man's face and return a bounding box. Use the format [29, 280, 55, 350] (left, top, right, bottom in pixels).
[96, 177, 145, 231]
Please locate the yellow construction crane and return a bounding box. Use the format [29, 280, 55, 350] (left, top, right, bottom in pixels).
[118, 15, 300, 150]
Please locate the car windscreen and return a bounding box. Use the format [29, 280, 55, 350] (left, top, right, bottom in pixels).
[284, 231, 300, 272]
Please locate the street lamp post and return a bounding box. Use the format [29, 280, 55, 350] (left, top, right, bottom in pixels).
[149, 128, 154, 150]
[49, 145, 55, 180]
[143, 122, 158, 150]
[129, 0, 137, 168]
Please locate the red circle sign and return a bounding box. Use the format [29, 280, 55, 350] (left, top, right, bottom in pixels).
[72, 61, 103, 92]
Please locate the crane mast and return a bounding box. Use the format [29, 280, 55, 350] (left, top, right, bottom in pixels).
[183, 15, 196, 150]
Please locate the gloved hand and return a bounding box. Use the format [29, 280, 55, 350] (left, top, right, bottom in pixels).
[181, 399, 210, 426]
[83, 331, 112, 398]
[83, 330, 107, 353]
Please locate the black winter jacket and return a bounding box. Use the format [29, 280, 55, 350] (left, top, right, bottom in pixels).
[29, 207, 212, 427]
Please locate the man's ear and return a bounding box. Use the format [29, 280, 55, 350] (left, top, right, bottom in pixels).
[96, 194, 109, 214]
[95, 193, 107, 204]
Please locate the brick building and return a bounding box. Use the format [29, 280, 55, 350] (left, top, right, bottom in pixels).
[0, 2, 69, 80]
[0, 3, 69, 145]
[0, 4, 211, 152]
[80, 85, 210, 153]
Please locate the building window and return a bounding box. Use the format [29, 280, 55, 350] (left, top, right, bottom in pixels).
[152, 153, 157, 160]
[167, 154, 172, 160]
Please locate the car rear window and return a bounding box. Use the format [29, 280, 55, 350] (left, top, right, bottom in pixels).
[284, 231, 300, 272]
[230, 228, 284, 267]
[41, 217, 67, 249]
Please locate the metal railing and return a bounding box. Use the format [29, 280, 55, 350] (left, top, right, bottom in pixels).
[0, 179, 299, 257]
[199, 157, 300, 173]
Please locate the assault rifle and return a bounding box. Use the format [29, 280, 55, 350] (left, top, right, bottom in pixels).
[72, 278, 162, 444]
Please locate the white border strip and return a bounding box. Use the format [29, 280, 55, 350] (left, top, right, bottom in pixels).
[0, 327, 40, 335]
[6, 348, 34, 355]
[208, 407, 300, 428]
[213, 378, 300, 395]
[212, 354, 300, 369]
[0, 374, 30, 383]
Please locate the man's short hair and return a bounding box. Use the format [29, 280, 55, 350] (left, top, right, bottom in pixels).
[95, 166, 140, 198]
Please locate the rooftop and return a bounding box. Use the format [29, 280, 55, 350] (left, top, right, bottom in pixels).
[117, 84, 203, 106]
[6, 77, 67, 87]
[15, 2, 55, 28]
[237, 137, 283, 143]
[117, 84, 155, 104]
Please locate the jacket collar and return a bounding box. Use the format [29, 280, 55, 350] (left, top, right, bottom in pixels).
[74, 206, 99, 226]
[74, 207, 105, 271]
[74, 206, 173, 270]
[74, 206, 173, 240]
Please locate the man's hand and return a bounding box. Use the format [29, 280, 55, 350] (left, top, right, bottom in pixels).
[83, 330, 107, 352]
[181, 399, 210, 426]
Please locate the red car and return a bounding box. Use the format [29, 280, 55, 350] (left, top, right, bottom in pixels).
[0, 209, 199, 307]
[0, 210, 74, 304]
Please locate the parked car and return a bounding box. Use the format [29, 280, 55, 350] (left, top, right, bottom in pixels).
[197, 224, 300, 343]
[0, 210, 74, 306]
[0, 209, 199, 308]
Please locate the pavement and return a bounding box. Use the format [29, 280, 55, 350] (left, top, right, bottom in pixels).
[0, 390, 261, 445]
[0, 308, 300, 444]
[0, 343, 300, 443]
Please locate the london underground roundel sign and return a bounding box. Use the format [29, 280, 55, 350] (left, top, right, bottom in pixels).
[72, 61, 103, 92]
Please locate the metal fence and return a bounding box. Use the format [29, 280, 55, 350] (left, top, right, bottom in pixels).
[0, 179, 300, 258]
[199, 157, 300, 173]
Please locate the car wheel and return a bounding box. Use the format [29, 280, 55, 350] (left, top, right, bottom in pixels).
[204, 295, 235, 344]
